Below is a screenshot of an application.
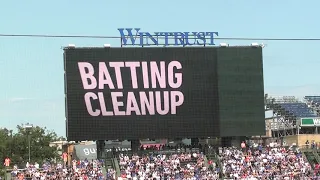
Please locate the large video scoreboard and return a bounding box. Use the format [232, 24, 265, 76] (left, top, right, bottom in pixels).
[64, 47, 265, 141]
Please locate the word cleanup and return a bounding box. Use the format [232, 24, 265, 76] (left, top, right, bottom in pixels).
[78, 61, 184, 116]
[118, 28, 219, 47]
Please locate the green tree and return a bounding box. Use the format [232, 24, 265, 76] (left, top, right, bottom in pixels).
[5, 125, 61, 167]
[0, 128, 11, 168]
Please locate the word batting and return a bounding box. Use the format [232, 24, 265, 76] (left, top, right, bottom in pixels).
[78, 61, 184, 116]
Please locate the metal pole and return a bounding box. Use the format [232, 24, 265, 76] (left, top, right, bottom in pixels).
[4, 166, 7, 180]
[25, 123, 33, 163]
[10, 131, 13, 157]
[28, 134, 31, 162]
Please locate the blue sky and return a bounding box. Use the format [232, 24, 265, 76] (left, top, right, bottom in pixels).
[0, 0, 319, 136]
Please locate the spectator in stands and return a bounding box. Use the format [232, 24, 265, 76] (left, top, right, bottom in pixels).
[241, 141, 246, 152]
[312, 141, 316, 149]
[306, 140, 310, 149]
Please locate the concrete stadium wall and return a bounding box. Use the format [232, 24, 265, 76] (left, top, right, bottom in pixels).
[283, 134, 320, 146]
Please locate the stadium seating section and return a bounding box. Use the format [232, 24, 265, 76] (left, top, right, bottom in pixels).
[305, 96, 320, 107]
[278, 103, 317, 117]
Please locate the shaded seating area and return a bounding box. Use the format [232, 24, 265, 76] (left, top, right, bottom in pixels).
[279, 103, 317, 117]
[305, 96, 320, 105]
[305, 96, 320, 116]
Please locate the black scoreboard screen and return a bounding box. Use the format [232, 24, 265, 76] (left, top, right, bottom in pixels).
[64, 47, 265, 141]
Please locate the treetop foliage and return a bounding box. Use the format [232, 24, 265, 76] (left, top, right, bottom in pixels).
[0, 124, 63, 169]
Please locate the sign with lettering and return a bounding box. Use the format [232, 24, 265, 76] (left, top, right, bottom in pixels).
[65, 47, 220, 140]
[64, 47, 264, 140]
[74, 144, 97, 160]
[78, 61, 184, 116]
[118, 28, 219, 47]
[301, 118, 320, 126]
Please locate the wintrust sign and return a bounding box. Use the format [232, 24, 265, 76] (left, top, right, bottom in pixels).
[118, 28, 219, 47]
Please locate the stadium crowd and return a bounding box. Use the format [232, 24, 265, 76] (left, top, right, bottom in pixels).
[8, 159, 105, 180]
[118, 151, 219, 179]
[116, 142, 319, 180]
[220, 143, 315, 179]
[4, 143, 320, 179]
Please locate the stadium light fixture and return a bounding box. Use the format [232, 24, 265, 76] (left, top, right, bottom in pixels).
[24, 123, 33, 163]
[219, 43, 229, 47]
[103, 44, 111, 48]
[24, 123, 33, 129]
[251, 43, 259, 47]
[68, 44, 76, 48]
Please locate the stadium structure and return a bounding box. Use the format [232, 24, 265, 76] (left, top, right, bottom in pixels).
[264, 95, 320, 146]
[61, 43, 320, 177]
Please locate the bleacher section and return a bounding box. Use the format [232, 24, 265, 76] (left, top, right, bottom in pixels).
[279, 103, 317, 117]
[305, 96, 320, 116]
[267, 96, 320, 137]
[305, 96, 320, 105]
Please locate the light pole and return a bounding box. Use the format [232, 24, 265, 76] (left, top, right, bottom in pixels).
[24, 123, 33, 163]
[9, 130, 13, 157]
